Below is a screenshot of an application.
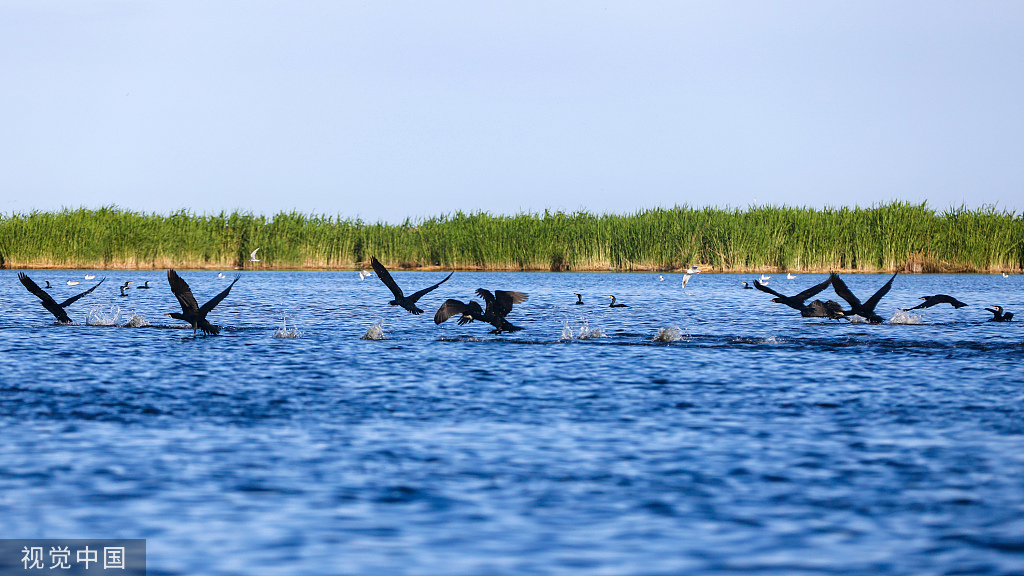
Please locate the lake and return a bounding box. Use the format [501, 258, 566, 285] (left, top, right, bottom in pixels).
[1, 270, 1022, 575]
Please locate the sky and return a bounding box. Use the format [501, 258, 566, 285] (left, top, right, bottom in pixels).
[1, 1, 1021, 223]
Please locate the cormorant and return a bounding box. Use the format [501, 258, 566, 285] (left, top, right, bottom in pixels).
[44, 280, 51, 289]
[574, 293, 584, 305]
[805, 299, 846, 320]
[985, 306, 1014, 322]
[830, 272, 898, 324]
[434, 289, 528, 333]
[607, 295, 627, 307]
[166, 269, 240, 336]
[249, 248, 260, 262]
[370, 256, 453, 315]
[119, 282, 131, 296]
[19, 273, 105, 324]
[753, 274, 835, 316]
[741, 282, 753, 289]
[903, 294, 968, 311]
[136, 280, 152, 289]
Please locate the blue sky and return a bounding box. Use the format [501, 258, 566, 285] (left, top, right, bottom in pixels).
[2, 1, 1021, 222]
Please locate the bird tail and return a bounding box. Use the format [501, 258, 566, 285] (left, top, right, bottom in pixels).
[199, 319, 221, 335]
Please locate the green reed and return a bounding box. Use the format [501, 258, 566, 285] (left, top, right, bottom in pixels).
[0, 203, 1020, 272]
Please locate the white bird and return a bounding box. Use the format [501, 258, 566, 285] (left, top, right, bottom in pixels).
[218, 272, 227, 279]
[84, 274, 95, 280]
[658, 275, 664, 281]
[787, 273, 797, 280]
[759, 274, 771, 284]
[681, 273, 696, 289]
[1003, 272, 1009, 278]
[358, 270, 374, 281]
[249, 248, 260, 262]
[686, 265, 700, 275]
[66, 280, 80, 286]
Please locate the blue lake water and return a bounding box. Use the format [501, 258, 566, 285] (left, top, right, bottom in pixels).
[1, 270, 1023, 575]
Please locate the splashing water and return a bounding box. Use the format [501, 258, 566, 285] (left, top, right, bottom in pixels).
[576, 319, 608, 340]
[122, 312, 150, 328]
[560, 321, 575, 341]
[652, 326, 685, 342]
[360, 320, 386, 340]
[274, 312, 303, 338]
[890, 309, 922, 325]
[86, 305, 122, 326]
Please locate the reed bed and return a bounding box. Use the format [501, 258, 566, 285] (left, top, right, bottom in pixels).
[1, 203, 1021, 272]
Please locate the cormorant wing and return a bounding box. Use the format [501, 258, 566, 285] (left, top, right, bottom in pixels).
[19, 273, 61, 309]
[434, 299, 472, 324]
[492, 290, 528, 317]
[829, 275, 863, 309]
[904, 300, 931, 311]
[370, 257, 405, 299]
[407, 271, 454, 304]
[167, 269, 201, 314]
[753, 280, 786, 299]
[476, 288, 496, 316]
[792, 275, 835, 302]
[198, 274, 241, 315]
[58, 278, 105, 308]
[862, 272, 898, 311]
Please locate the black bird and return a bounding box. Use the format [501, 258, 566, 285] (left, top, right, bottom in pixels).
[985, 305, 1014, 322]
[754, 274, 835, 316]
[805, 299, 846, 320]
[434, 289, 529, 333]
[166, 269, 240, 336]
[119, 281, 131, 296]
[903, 294, 968, 311]
[830, 272, 898, 324]
[574, 293, 584, 305]
[136, 280, 153, 289]
[19, 273, 104, 324]
[741, 282, 753, 289]
[607, 295, 628, 307]
[44, 280, 52, 289]
[370, 256, 453, 315]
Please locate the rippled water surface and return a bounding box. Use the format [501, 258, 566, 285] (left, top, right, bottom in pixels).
[2, 270, 1023, 575]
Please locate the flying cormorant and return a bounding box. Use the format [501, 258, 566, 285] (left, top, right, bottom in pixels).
[830, 272, 898, 324]
[903, 294, 968, 311]
[166, 269, 240, 336]
[753, 274, 836, 317]
[19, 273, 105, 324]
[607, 295, 627, 307]
[434, 289, 529, 333]
[574, 293, 584, 305]
[985, 305, 1014, 322]
[805, 299, 846, 320]
[370, 256, 453, 315]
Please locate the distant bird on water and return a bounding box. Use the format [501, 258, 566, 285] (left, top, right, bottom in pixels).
[66, 280, 80, 286]
[985, 305, 1014, 322]
[218, 272, 227, 279]
[830, 272, 898, 324]
[19, 273, 105, 324]
[358, 270, 374, 281]
[44, 280, 52, 289]
[759, 274, 771, 283]
[787, 273, 797, 280]
[249, 248, 260, 262]
[370, 256, 453, 315]
[84, 274, 95, 280]
[607, 295, 628, 308]
[136, 280, 152, 289]
[1002, 272, 1009, 278]
[434, 289, 528, 333]
[166, 269, 240, 336]
[741, 281, 753, 289]
[902, 294, 968, 311]
[754, 274, 836, 317]
[658, 275, 664, 281]
[574, 293, 584, 305]
[119, 281, 131, 296]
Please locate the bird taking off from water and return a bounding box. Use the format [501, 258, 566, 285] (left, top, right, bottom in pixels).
[249, 248, 260, 262]
[902, 295, 968, 311]
[370, 256, 453, 315]
[985, 305, 1013, 322]
[166, 269, 240, 336]
[754, 274, 836, 317]
[19, 273, 105, 324]
[830, 272, 898, 324]
[607, 295, 627, 307]
[434, 289, 528, 333]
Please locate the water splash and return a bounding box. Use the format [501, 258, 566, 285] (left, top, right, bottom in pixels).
[575, 319, 608, 340]
[890, 310, 922, 325]
[652, 326, 685, 342]
[274, 312, 303, 338]
[122, 312, 150, 328]
[86, 305, 122, 326]
[360, 320, 386, 340]
[560, 321, 575, 341]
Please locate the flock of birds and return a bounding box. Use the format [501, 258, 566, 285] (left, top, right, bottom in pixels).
[14, 259, 1017, 337]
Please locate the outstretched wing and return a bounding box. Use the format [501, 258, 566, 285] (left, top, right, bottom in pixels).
[829, 274, 863, 309]
[167, 269, 201, 314]
[434, 299, 472, 325]
[863, 272, 898, 311]
[475, 288, 496, 317]
[19, 273, 60, 309]
[493, 290, 528, 318]
[407, 271, 454, 304]
[753, 280, 786, 299]
[904, 299, 931, 311]
[370, 256, 405, 299]
[58, 278, 105, 308]
[792, 275, 834, 302]
[199, 274, 241, 315]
